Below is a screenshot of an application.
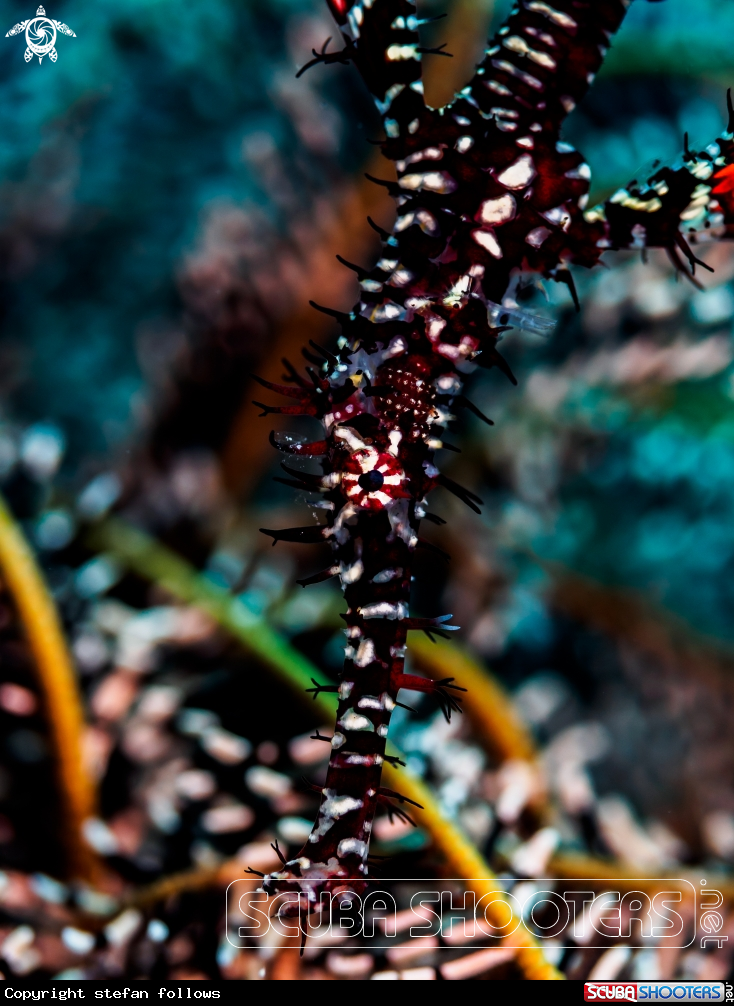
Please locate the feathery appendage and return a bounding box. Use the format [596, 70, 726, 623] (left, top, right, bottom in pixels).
[255, 0, 734, 923]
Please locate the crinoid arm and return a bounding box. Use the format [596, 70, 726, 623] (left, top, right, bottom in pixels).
[586, 116, 734, 282]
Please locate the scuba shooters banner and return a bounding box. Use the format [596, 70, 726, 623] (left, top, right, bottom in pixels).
[228, 877, 719, 950]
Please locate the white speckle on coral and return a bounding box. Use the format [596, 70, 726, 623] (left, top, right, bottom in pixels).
[309, 790, 363, 840]
[373, 83, 404, 115]
[398, 171, 457, 194]
[526, 226, 552, 247]
[478, 194, 516, 226]
[526, 2, 577, 29]
[340, 559, 364, 585]
[426, 318, 446, 345]
[354, 638, 376, 667]
[325, 502, 360, 545]
[359, 601, 407, 620]
[497, 154, 536, 189]
[395, 209, 439, 236]
[472, 229, 503, 258]
[434, 374, 461, 394]
[339, 709, 375, 732]
[337, 838, 368, 859]
[490, 59, 542, 91]
[397, 146, 444, 169]
[385, 335, 408, 358]
[543, 205, 571, 230]
[372, 567, 403, 584]
[387, 429, 402, 457]
[344, 753, 382, 767]
[357, 694, 386, 710]
[386, 43, 419, 61]
[334, 427, 368, 453]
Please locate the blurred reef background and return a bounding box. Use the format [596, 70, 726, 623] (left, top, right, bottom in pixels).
[0, 0, 732, 982]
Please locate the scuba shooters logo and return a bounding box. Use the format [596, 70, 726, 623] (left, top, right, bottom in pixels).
[585, 989, 638, 1002]
[227, 877, 698, 949]
[5, 5, 75, 64]
[584, 985, 725, 1001]
[229, 878, 734, 980]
